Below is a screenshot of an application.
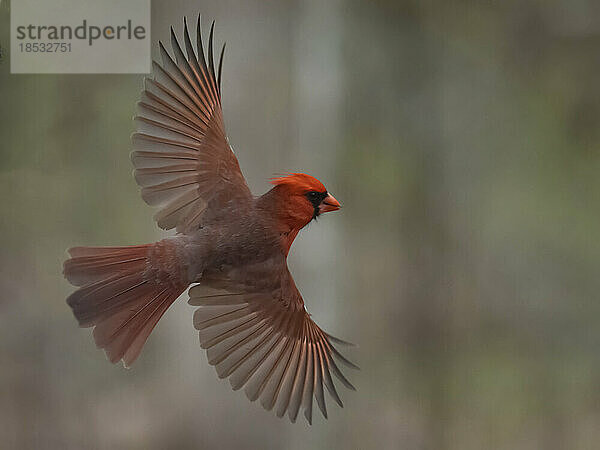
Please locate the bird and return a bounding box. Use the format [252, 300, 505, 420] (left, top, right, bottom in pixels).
[63, 15, 356, 424]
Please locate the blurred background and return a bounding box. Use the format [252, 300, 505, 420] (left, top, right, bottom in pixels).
[2, 0, 600, 449]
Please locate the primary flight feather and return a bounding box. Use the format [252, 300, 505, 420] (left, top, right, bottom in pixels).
[63, 14, 356, 424]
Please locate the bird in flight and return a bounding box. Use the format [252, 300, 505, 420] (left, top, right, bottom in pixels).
[63, 15, 356, 424]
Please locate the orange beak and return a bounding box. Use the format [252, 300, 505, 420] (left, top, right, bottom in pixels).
[319, 193, 341, 214]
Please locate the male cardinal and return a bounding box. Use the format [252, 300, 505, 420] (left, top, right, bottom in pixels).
[63, 15, 356, 424]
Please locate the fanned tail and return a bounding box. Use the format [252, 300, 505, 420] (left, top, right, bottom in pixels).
[64, 242, 187, 367]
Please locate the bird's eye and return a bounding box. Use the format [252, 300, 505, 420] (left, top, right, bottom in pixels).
[305, 191, 326, 209]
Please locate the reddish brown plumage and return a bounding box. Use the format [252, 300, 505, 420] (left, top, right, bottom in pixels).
[63, 15, 355, 424]
[65, 242, 187, 366]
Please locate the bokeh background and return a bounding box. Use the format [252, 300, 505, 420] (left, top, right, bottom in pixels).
[2, 0, 600, 449]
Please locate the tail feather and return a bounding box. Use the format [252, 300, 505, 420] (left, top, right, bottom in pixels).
[64, 246, 149, 286]
[64, 243, 187, 367]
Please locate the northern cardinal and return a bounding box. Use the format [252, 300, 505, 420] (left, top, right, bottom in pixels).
[63, 16, 356, 424]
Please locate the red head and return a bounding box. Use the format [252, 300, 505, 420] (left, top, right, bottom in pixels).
[266, 173, 341, 251]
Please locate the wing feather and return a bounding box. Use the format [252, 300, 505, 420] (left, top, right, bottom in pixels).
[188, 268, 356, 424]
[275, 339, 302, 417]
[317, 340, 343, 407]
[259, 336, 296, 410]
[288, 339, 309, 423]
[132, 16, 251, 233]
[301, 342, 315, 424]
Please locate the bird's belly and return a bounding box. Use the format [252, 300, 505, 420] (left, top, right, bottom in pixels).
[200, 255, 285, 294]
[183, 223, 283, 284]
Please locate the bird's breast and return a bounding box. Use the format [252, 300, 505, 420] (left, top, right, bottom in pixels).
[183, 213, 284, 282]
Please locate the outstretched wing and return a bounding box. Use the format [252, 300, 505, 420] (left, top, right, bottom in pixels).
[132, 16, 251, 233]
[188, 267, 357, 424]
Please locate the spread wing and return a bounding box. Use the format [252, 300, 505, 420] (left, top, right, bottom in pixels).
[131, 16, 251, 233]
[188, 267, 357, 424]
